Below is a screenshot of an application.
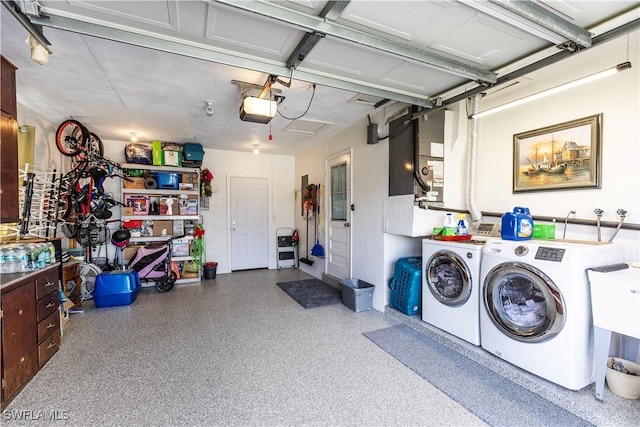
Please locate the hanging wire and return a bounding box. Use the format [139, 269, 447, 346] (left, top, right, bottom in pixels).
[277, 84, 316, 120]
[269, 88, 273, 140]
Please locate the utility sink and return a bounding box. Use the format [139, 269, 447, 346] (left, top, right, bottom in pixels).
[588, 263, 640, 339]
[587, 263, 640, 401]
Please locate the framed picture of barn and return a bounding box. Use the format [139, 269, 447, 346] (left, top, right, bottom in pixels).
[513, 114, 602, 193]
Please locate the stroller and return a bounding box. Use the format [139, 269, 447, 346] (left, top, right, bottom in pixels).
[127, 235, 184, 292]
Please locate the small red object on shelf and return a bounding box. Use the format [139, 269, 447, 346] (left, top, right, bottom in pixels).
[433, 234, 474, 241]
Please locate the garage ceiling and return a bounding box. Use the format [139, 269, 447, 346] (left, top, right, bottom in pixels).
[2, 0, 638, 155]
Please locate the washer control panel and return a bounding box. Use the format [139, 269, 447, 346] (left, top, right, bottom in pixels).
[534, 247, 566, 262]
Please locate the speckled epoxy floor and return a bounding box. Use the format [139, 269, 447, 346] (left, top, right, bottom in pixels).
[4, 269, 638, 426]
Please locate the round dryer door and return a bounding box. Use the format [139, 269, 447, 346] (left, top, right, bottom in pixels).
[425, 250, 472, 306]
[483, 262, 566, 343]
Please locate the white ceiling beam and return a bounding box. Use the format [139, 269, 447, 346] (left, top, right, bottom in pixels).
[214, 0, 498, 84]
[31, 13, 433, 107]
[462, 0, 592, 48]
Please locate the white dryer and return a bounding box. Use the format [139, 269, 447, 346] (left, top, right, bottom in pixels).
[421, 237, 488, 345]
[479, 239, 624, 390]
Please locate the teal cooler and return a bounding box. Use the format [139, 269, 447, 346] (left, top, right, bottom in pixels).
[94, 270, 141, 308]
[182, 143, 204, 167]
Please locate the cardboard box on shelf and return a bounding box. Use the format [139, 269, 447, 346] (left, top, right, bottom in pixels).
[152, 220, 173, 237]
[179, 196, 198, 215]
[171, 242, 190, 257]
[159, 197, 177, 215]
[123, 245, 144, 261]
[173, 220, 184, 236]
[163, 150, 182, 166]
[124, 195, 150, 215]
[181, 173, 197, 184]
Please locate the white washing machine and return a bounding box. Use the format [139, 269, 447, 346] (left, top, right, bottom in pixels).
[479, 239, 624, 390]
[421, 237, 489, 345]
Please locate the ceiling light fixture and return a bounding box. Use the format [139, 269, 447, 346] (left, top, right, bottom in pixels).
[471, 62, 632, 119]
[252, 144, 260, 154]
[240, 97, 277, 124]
[130, 132, 138, 142]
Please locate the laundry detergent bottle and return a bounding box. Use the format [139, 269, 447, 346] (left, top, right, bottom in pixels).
[501, 207, 534, 240]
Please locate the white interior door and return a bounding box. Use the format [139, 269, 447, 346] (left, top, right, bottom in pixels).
[326, 153, 351, 280]
[230, 177, 269, 271]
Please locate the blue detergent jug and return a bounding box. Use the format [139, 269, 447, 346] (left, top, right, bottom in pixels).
[501, 207, 534, 240]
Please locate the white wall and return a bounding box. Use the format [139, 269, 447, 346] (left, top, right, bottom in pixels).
[295, 108, 423, 312]
[295, 29, 640, 313]
[200, 149, 295, 274]
[452, 30, 640, 261]
[16, 105, 67, 173]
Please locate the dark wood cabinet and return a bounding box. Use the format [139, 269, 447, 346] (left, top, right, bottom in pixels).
[1, 281, 37, 406]
[1, 55, 19, 224]
[1, 265, 60, 409]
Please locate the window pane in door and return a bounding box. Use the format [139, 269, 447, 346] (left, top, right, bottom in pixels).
[331, 163, 347, 221]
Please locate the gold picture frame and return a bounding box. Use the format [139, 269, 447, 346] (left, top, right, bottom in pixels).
[513, 114, 602, 193]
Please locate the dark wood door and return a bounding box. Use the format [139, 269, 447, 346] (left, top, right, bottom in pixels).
[0, 56, 17, 117]
[1, 56, 19, 224]
[0, 110, 19, 223]
[1, 282, 37, 405]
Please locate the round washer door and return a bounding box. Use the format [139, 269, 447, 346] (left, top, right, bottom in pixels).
[483, 262, 565, 343]
[425, 250, 472, 306]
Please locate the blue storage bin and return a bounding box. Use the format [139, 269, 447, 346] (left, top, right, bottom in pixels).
[94, 269, 141, 308]
[389, 257, 422, 315]
[154, 172, 179, 189]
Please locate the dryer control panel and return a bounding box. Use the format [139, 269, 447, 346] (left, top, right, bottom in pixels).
[470, 222, 501, 237]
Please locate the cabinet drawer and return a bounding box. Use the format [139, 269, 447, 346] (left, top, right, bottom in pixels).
[37, 310, 59, 343]
[36, 292, 59, 322]
[38, 329, 60, 368]
[35, 270, 59, 300]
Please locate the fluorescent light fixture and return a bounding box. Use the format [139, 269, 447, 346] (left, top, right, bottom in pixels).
[239, 97, 277, 124]
[472, 62, 631, 119]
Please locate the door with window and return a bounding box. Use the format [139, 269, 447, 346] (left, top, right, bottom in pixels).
[230, 177, 269, 271]
[326, 152, 351, 280]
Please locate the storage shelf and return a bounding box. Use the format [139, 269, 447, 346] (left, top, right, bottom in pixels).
[128, 235, 194, 243]
[172, 256, 194, 262]
[122, 188, 199, 196]
[121, 163, 200, 173]
[121, 163, 202, 282]
[122, 215, 201, 221]
[139, 277, 200, 288]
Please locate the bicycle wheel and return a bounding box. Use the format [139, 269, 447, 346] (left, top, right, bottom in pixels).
[56, 119, 89, 157]
[155, 271, 177, 293]
[78, 261, 102, 301]
[61, 221, 79, 238]
[87, 132, 104, 157]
